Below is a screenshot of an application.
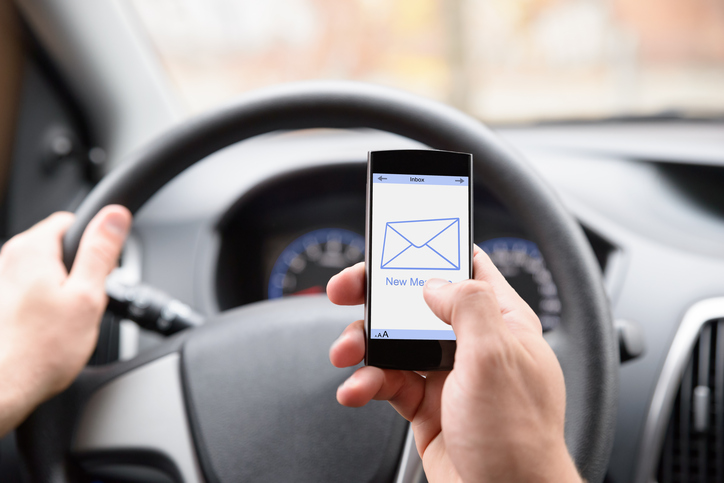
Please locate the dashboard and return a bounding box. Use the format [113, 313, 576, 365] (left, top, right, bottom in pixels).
[120, 123, 724, 483]
[214, 162, 614, 333]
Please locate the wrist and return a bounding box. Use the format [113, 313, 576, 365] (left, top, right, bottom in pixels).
[0, 348, 45, 436]
[544, 440, 583, 483]
[491, 438, 582, 483]
[452, 436, 583, 483]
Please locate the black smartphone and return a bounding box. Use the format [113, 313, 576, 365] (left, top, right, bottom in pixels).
[365, 149, 473, 371]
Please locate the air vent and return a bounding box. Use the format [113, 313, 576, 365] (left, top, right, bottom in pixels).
[657, 318, 724, 482]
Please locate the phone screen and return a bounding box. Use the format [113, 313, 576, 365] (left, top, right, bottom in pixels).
[367, 151, 472, 347]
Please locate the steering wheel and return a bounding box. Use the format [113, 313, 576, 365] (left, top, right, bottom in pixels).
[16, 82, 617, 483]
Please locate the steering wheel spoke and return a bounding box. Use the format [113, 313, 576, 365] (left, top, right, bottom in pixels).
[73, 353, 203, 482]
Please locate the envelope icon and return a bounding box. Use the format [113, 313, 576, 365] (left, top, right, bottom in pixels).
[380, 218, 460, 270]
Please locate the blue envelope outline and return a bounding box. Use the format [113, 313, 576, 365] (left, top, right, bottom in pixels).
[380, 217, 460, 270]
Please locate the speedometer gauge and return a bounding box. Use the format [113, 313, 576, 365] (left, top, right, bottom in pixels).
[478, 237, 561, 331]
[268, 228, 365, 299]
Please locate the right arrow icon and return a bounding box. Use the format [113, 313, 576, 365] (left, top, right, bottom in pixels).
[455, 178, 464, 183]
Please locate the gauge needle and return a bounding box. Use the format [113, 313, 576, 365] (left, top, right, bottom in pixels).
[292, 285, 326, 296]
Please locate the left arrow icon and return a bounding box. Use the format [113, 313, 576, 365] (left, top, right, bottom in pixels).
[378, 176, 387, 181]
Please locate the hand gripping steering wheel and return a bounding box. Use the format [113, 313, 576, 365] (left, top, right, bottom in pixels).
[17, 82, 617, 483]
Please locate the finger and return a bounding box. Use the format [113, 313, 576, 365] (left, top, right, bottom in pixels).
[329, 319, 366, 368]
[472, 245, 532, 315]
[423, 278, 508, 343]
[337, 366, 426, 421]
[0, 212, 76, 282]
[409, 371, 446, 450]
[19, 212, 76, 256]
[27, 211, 76, 236]
[67, 205, 132, 289]
[327, 262, 365, 306]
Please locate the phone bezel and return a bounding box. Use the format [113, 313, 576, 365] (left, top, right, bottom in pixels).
[365, 149, 473, 371]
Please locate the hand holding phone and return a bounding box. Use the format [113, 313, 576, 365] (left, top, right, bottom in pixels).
[365, 149, 473, 370]
[328, 249, 581, 483]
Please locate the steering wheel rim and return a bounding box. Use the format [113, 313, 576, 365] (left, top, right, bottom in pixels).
[26, 81, 617, 482]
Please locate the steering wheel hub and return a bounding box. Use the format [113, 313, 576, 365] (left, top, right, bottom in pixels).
[182, 297, 407, 481]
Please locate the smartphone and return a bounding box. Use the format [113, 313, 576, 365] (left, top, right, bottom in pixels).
[365, 149, 473, 371]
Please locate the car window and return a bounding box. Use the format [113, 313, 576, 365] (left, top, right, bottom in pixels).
[130, 0, 724, 123]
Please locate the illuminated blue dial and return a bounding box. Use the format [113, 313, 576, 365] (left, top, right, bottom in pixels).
[268, 228, 365, 299]
[478, 237, 561, 331]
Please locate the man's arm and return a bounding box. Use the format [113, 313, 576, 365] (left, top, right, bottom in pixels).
[327, 248, 582, 483]
[0, 206, 131, 436]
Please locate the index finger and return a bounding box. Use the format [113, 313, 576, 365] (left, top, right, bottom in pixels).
[19, 212, 76, 257]
[473, 245, 535, 316]
[327, 262, 365, 306]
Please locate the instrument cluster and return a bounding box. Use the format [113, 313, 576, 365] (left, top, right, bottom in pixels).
[213, 163, 613, 332]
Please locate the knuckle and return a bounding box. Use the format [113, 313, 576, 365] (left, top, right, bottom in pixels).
[1, 234, 28, 257]
[460, 278, 492, 292]
[18, 284, 53, 313]
[28, 276, 54, 295]
[85, 239, 120, 269]
[473, 336, 517, 373]
[446, 280, 494, 315]
[72, 285, 106, 312]
[49, 211, 74, 224]
[456, 279, 494, 302]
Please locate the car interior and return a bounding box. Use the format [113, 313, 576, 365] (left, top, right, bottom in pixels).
[0, 1, 723, 482]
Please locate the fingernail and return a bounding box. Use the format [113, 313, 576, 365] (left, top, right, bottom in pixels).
[103, 212, 130, 237]
[425, 278, 449, 290]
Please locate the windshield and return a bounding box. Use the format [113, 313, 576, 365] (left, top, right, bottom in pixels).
[131, 0, 724, 123]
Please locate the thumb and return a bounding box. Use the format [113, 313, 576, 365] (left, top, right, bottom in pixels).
[68, 205, 132, 289]
[422, 278, 506, 344]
